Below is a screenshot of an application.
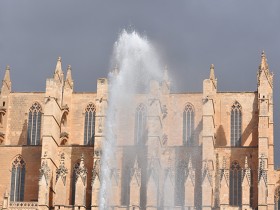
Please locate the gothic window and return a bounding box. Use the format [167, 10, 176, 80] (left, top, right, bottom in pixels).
[84, 103, 96, 145]
[27, 102, 42, 145]
[183, 104, 194, 145]
[10, 155, 26, 202]
[230, 101, 242, 147]
[230, 161, 242, 206]
[135, 104, 146, 144]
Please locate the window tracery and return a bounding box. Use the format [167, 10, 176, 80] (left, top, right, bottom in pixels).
[27, 102, 42, 145]
[229, 161, 242, 206]
[10, 155, 26, 202]
[84, 103, 96, 145]
[183, 104, 194, 145]
[135, 104, 146, 144]
[231, 101, 242, 147]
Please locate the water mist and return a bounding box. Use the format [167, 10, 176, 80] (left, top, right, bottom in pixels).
[99, 30, 164, 209]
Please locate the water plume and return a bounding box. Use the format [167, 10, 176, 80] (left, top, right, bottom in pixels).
[99, 30, 163, 209]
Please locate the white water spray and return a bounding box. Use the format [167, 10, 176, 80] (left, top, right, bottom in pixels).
[99, 30, 163, 209]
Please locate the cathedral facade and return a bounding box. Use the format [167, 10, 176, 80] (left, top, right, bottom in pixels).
[0, 52, 279, 210]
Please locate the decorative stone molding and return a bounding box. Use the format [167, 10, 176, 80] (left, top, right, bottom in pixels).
[61, 104, 69, 114]
[130, 159, 141, 187]
[161, 104, 168, 119]
[56, 153, 68, 185]
[242, 156, 251, 186]
[9, 201, 38, 210]
[110, 168, 120, 185]
[162, 133, 168, 146]
[74, 154, 88, 186]
[219, 157, 229, 187]
[39, 161, 51, 185]
[202, 160, 213, 187]
[92, 157, 101, 185]
[185, 158, 195, 186]
[258, 153, 267, 185]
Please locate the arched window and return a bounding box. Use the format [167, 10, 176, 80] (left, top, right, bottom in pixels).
[27, 102, 42, 145]
[10, 155, 26, 202]
[84, 103, 96, 145]
[135, 104, 146, 144]
[230, 161, 242, 206]
[231, 101, 242, 147]
[183, 104, 194, 145]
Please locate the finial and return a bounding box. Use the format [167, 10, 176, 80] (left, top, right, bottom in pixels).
[209, 63, 215, 81]
[58, 56, 62, 62]
[6, 65, 10, 71]
[67, 65, 71, 71]
[260, 50, 268, 70]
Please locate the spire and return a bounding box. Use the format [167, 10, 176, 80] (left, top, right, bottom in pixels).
[54, 56, 64, 82]
[65, 65, 73, 89]
[1, 65, 12, 93]
[257, 51, 273, 88]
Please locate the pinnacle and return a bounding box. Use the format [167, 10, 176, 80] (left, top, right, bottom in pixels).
[260, 50, 268, 70]
[209, 63, 215, 80]
[5, 65, 10, 71]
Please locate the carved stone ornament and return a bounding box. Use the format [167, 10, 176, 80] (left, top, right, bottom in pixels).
[130, 160, 141, 186]
[92, 159, 101, 185]
[202, 160, 213, 187]
[161, 104, 168, 119]
[258, 154, 267, 185]
[39, 161, 51, 185]
[185, 158, 195, 186]
[74, 154, 88, 186]
[56, 153, 68, 185]
[219, 157, 229, 187]
[110, 168, 120, 185]
[242, 156, 251, 186]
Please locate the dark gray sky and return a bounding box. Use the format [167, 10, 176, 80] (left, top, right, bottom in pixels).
[1, 1, 280, 164]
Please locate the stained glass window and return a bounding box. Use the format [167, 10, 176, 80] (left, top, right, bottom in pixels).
[231, 101, 242, 147]
[27, 102, 42, 145]
[183, 104, 194, 145]
[10, 155, 25, 202]
[230, 161, 242, 206]
[135, 104, 146, 144]
[84, 103, 96, 145]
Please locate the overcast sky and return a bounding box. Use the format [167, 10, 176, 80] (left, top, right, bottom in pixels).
[1, 1, 280, 164]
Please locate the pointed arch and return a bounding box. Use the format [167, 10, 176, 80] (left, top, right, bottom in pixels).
[229, 160, 242, 206]
[27, 102, 42, 145]
[135, 104, 146, 145]
[84, 103, 96, 145]
[183, 103, 194, 145]
[230, 101, 242, 147]
[10, 155, 26, 202]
